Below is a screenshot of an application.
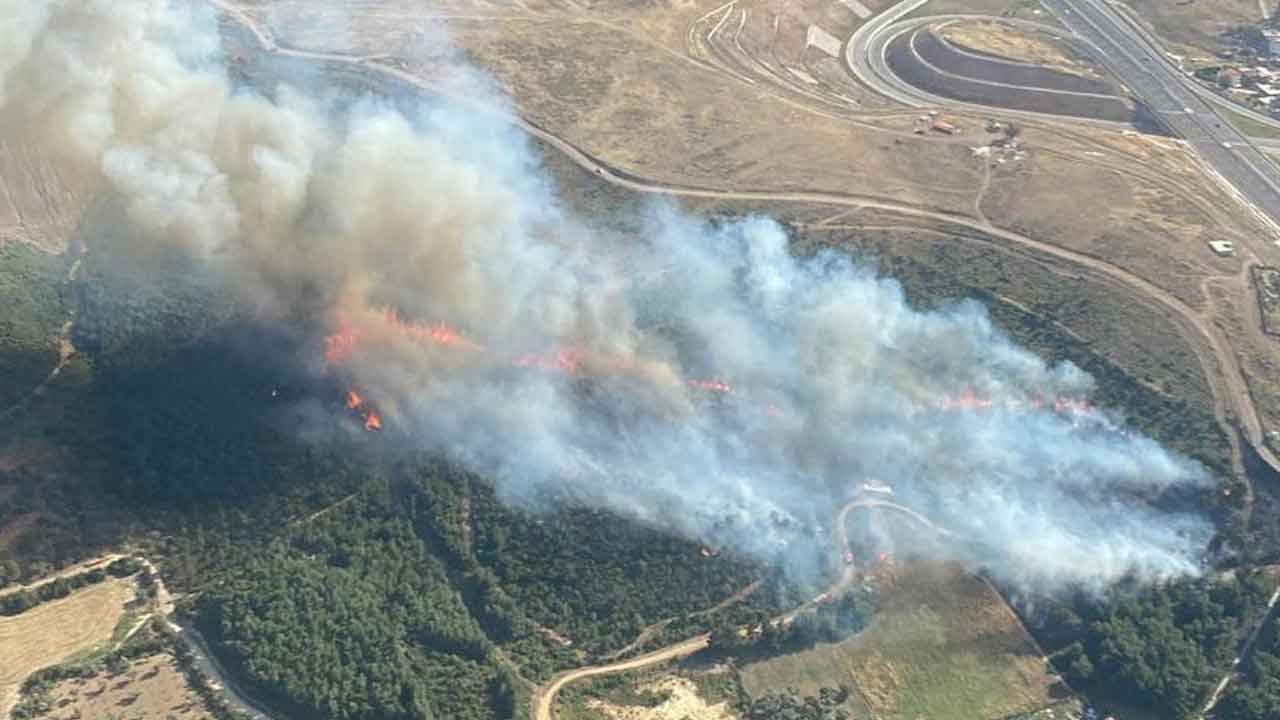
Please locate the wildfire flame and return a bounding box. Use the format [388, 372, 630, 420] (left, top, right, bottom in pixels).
[323, 308, 1098, 432]
[343, 387, 382, 432]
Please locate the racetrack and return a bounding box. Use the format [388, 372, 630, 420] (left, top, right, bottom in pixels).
[206, 4, 1280, 716]
[885, 25, 1139, 124]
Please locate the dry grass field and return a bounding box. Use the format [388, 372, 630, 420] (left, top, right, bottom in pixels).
[739, 560, 1065, 720]
[939, 19, 1102, 78]
[1120, 0, 1262, 63]
[979, 137, 1250, 310]
[0, 143, 91, 254]
[0, 578, 135, 716]
[1256, 266, 1280, 337]
[31, 652, 215, 720]
[904, 0, 1062, 24]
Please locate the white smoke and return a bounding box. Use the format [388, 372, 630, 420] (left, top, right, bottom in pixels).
[0, 0, 1214, 592]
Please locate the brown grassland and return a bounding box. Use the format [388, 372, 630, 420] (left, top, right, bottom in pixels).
[1119, 0, 1262, 62]
[738, 559, 1065, 720]
[225, 0, 1280, 446]
[30, 652, 215, 720]
[938, 19, 1101, 78]
[0, 578, 135, 717]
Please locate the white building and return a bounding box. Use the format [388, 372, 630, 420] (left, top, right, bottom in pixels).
[1265, 29, 1280, 57]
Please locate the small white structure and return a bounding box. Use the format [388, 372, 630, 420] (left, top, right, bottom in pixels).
[861, 482, 894, 495]
[1208, 239, 1236, 256]
[1265, 29, 1280, 57]
[837, 0, 873, 19]
[806, 25, 843, 58]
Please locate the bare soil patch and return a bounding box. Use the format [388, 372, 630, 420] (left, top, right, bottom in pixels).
[0, 143, 91, 255]
[32, 653, 214, 720]
[939, 19, 1098, 77]
[585, 677, 736, 720]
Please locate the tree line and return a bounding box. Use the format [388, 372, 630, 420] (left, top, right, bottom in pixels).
[0, 556, 142, 616]
[1033, 573, 1274, 718]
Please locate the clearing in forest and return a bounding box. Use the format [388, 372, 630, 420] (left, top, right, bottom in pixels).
[738, 559, 1071, 720]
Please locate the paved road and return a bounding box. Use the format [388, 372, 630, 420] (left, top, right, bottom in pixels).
[847, 8, 1135, 129]
[845, 0, 1280, 487]
[1041, 0, 1280, 230]
[1101, 0, 1280, 141]
[845, 0, 1280, 156]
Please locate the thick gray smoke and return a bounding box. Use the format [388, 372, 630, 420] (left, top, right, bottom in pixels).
[2, 0, 1214, 592]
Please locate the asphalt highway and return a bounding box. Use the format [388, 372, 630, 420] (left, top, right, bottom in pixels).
[1041, 0, 1280, 227]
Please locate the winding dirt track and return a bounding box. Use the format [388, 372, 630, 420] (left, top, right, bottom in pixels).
[209, 1, 1280, 494]
[529, 497, 944, 720]
[202, 4, 1280, 717]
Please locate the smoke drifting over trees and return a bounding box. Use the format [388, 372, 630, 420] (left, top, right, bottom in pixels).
[2, 0, 1214, 592]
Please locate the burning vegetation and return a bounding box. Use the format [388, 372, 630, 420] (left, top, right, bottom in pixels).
[322, 304, 1099, 434]
[345, 389, 383, 432]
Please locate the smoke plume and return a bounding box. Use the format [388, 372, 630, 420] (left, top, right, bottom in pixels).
[2, 0, 1214, 592]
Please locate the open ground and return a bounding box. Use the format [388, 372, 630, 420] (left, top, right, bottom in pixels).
[0, 577, 135, 717]
[30, 652, 216, 720]
[219, 0, 1280, 478]
[1118, 0, 1264, 64]
[6, 0, 1280, 718]
[738, 560, 1064, 720]
[938, 18, 1104, 78]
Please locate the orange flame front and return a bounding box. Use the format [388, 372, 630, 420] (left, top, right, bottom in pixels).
[324, 307, 1096, 432]
[343, 387, 382, 432]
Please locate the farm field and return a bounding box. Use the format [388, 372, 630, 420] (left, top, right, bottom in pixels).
[0, 578, 134, 717]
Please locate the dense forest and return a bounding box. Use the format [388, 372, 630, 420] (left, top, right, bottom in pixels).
[199, 485, 500, 720]
[2, 79, 1279, 718]
[191, 469, 786, 719]
[1219, 610, 1280, 720]
[5, 225, 1276, 719]
[0, 241, 71, 409]
[1033, 573, 1276, 718]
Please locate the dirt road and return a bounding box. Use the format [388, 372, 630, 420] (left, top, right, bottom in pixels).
[0, 241, 86, 423]
[530, 494, 950, 720]
[210, 2, 1279, 500]
[531, 635, 713, 720]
